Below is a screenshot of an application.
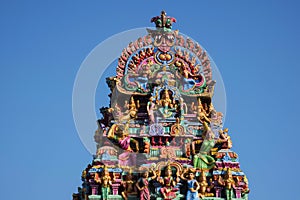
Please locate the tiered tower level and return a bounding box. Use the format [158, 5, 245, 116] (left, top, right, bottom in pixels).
[73, 11, 250, 200]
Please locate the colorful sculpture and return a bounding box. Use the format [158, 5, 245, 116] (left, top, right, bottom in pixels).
[136, 171, 151, 200]
[160, 164, 179, 199]
[72, 11, 250, 200]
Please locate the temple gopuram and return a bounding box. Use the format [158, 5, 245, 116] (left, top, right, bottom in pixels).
[72, 11, 250, 200]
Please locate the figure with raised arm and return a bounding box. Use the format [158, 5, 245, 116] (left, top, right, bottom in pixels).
[160, 164, 179, 199]
[136, 170, 156, 200]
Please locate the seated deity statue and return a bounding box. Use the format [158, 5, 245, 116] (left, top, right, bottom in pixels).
[179, 64, 205, 91]
[158, 89, 176, 118]
[160, 165, 179, 199]
[120, 96, 140, 122]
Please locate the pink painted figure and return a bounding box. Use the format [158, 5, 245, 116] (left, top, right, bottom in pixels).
[160, 165, 179, 200]
[136, 171, 156, 200]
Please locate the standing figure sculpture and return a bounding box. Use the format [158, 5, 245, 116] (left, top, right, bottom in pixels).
[96, 166, 112, 200]
[147, 96, 156, 124]
[219, 169, 236, 200]
[196, 98, 210, 126]
[187, 170, 200, 200]
[198, 171, 214, 199]
[209, 174, 223, 198]
[136, 171, 156, 200]
[180, 168, 200, 200]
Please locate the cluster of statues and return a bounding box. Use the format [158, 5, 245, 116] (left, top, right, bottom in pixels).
[110, 89, 215, 124]
[79, 164, 249, 200]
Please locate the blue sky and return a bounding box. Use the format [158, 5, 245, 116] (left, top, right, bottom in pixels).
[1, 0, 299, 199]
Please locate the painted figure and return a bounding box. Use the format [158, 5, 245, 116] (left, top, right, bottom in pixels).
[180, 64, 205, 91]
[124, 169, 135, 194]
[242, 176, 250, 200]
[107, 123, 139, 152]
[94, 166, 112, 200]
[160, 164, 179, 200]
[198, 171, 213, 199]
[219, 169, 236, 200]
[158, 89, 175, 118]
[209, 174, 223, 198]
[218, 128, 233, 149]
[120, 96, 140, 121]
[181, 168, 200, 200]
[193, 122, 215, 170]
[196, 98, 211, 126]
[147, 96, 156, 124]
[136, 171, 156, 200]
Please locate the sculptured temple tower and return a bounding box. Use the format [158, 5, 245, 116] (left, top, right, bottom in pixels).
[72, 11, 250, 200]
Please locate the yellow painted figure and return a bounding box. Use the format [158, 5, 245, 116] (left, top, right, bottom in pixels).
[219, 169, 235, 200]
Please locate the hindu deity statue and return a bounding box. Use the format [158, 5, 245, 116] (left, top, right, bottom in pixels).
[158, 89, 176, 118]
[193, 121, 215, 170]
[147, 96, 156, 124]
[107, 123, 139, 153]
[96, 166, 112, 200]
[160, 164, 179, 199]
[128, 61, 152, 92]
[180, 64, 202, 91]
[124, 169, 135, 194]
[219, 169, 236, 200]
[198, 171, 214, 199]
[120, 96, 140, 122]
[179, 97, 187, 117]
[241, 176, 250, 200]
[196, 98, 211, 126]
[218, 128, 233, 149]
[136, 171, 157, 200]
[209, 174, 223, 198]
[180, 168, 200, 200]
[203, 102, 215, 118]
[119, 180, 128, 200]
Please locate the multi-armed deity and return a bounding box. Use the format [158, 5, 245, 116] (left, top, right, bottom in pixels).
[73, 11, 250, 200]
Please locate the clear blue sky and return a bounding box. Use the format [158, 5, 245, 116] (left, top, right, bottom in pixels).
[1, 0, 299, 200]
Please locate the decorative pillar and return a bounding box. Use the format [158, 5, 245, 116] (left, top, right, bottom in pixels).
[215, 186, 222, 198]
[90, 184, 99, 195]
[112, 183, 120, 195]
